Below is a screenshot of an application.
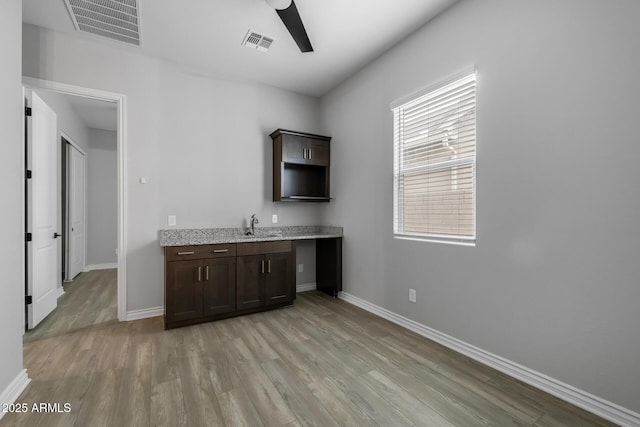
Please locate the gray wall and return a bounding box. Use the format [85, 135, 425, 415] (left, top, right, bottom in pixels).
[86, 129, 117, 266]
[0, 0, 25, 405]
[23, 23, 323, 312]
[320, 0, 640, 413]
[34, 90, 90, 152]
[295, 240, 316, 287]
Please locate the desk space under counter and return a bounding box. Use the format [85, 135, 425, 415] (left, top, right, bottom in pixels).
[160, 226, 343, 329]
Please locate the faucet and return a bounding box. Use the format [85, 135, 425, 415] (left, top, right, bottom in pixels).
[246, 214, 259, 235]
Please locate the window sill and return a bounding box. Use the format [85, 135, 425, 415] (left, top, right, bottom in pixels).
[393, 234, 476, 247]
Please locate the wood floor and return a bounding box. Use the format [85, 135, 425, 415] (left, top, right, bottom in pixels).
[4, 281, 613, 426]
[24, 269, 117, 342]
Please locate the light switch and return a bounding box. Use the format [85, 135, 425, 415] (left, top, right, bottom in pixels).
[272, 214, 278, 223]
[139, 177, 148, 184]
[168, 215, 177, 226]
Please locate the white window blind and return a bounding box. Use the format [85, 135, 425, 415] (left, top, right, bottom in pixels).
[392, 70, 476, 243]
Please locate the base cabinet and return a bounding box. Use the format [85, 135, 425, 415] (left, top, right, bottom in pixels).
[203, 257, 236, 316]
[236, 254, 265, 310]
[264, 252, 294, 305]
[165, 241, 295, 329]
[165, 259, 204, 323]
[236, 241, 295, 309]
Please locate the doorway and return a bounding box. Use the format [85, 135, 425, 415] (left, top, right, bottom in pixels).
[23, 77, 127, 322]
[63, 137, 86, 282]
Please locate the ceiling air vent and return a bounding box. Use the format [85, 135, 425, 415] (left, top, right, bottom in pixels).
[64, 0, 141, 46]
[242, 30, 275, 52]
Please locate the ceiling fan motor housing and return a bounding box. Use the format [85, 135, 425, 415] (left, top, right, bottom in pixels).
[265, 0, 292, 10]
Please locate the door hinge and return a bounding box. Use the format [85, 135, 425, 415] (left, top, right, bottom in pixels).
[25, 107, 32, 116]
[25, 232, 32, 242]
[25, 170, 32, 179]
[25, 295, 32, 305]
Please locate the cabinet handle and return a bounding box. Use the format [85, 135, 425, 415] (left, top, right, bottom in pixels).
[267, 259, 271, 273]
[177, 251, 195, 256]
[204, 265, 209, 281]
[197, 266, 202, 282]
[213, 249, 228, 253]
[308, 148, 312, 160]
[261, 260, 265, 274]
[303, 148, 307, 159]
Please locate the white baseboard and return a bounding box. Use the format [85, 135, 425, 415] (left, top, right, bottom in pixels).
[296, 282, 316, 293]
[126, 306, 163, 321]
[54, 286, 65, 299]
[338, 291, 640, 427]
[84, 263, 117, 272]
[0, 370, 30, 420]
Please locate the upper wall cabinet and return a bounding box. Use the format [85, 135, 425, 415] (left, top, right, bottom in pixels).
[271, 129, 332, 202]
[282, 134, 329, 166]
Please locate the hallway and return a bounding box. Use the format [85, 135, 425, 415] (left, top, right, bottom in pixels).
[24, 269, 117, 342]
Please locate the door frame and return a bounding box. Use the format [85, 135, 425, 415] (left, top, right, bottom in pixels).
[61, 132, 86, 282]
[23, 77, 128, 322]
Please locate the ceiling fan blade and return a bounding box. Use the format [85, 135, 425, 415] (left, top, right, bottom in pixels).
[275, 0, 313, 53]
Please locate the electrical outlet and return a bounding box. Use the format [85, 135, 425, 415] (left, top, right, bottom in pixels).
[409, 288, 417, 303]
[298, 263, 304, 273]
[272, 214, 278, 223]
[168, 215, 177, 226]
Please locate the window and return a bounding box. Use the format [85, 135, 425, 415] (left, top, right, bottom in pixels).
[392, 69, 476, 244]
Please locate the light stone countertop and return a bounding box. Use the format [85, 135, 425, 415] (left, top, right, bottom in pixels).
[159, 225, 343, 247]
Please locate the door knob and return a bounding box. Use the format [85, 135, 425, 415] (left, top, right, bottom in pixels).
[53, 233, 62, 238]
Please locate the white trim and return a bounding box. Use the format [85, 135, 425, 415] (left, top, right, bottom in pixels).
[393, 235, 476, 247]
[0, 370, 30, 419]
[390, 65, 476, 110]
[60, 132, 86, 284]
[338, 291, 640, 427]
[126, 306, 163, 321]
[66, 142, 87, 282]
[84, 263, 117, 271]
[23, 77, 128, 322]
[296, 282, 316, 293]
[60, 131, 86, 155]
[54, 286, 65, 299]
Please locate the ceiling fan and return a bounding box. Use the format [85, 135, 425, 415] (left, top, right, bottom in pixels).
[265, 0, 313, 52]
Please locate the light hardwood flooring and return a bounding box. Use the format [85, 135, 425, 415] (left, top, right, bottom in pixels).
[4, 288, 613, 426]
[24, 269, 117, 343]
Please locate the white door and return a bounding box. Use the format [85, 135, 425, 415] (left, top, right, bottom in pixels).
[26, 90, 59, 329]
[68, 145, 85, 280]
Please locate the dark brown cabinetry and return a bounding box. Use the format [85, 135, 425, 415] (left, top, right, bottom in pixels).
[237, 240, 295, 309]
[271, 129, 331, 202]
[165, 244, 237, 328]
[282, 135, 329, 166]
[264, 252, 294, 305]
[164, 241, 295, 329]
[202, 257, 236, 316]
[236, 254, 265, 310]
[316, 237, 343, 298]
[165, 259, 203, 323]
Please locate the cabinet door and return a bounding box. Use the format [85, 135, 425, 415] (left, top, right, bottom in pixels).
[264, 252, 294, 306]
[236, 254, 265, 310]
[166, 260, 203, 323]
[202, 257, 236, 316]
[306, 139, 329, 166]
[282, 136, 306, 164]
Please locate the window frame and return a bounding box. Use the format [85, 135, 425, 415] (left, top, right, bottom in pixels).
[391, 67, 477, 245]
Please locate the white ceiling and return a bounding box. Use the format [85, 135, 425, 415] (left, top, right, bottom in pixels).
[23, 0, 459, 97]
[65, 94, 118, 132]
